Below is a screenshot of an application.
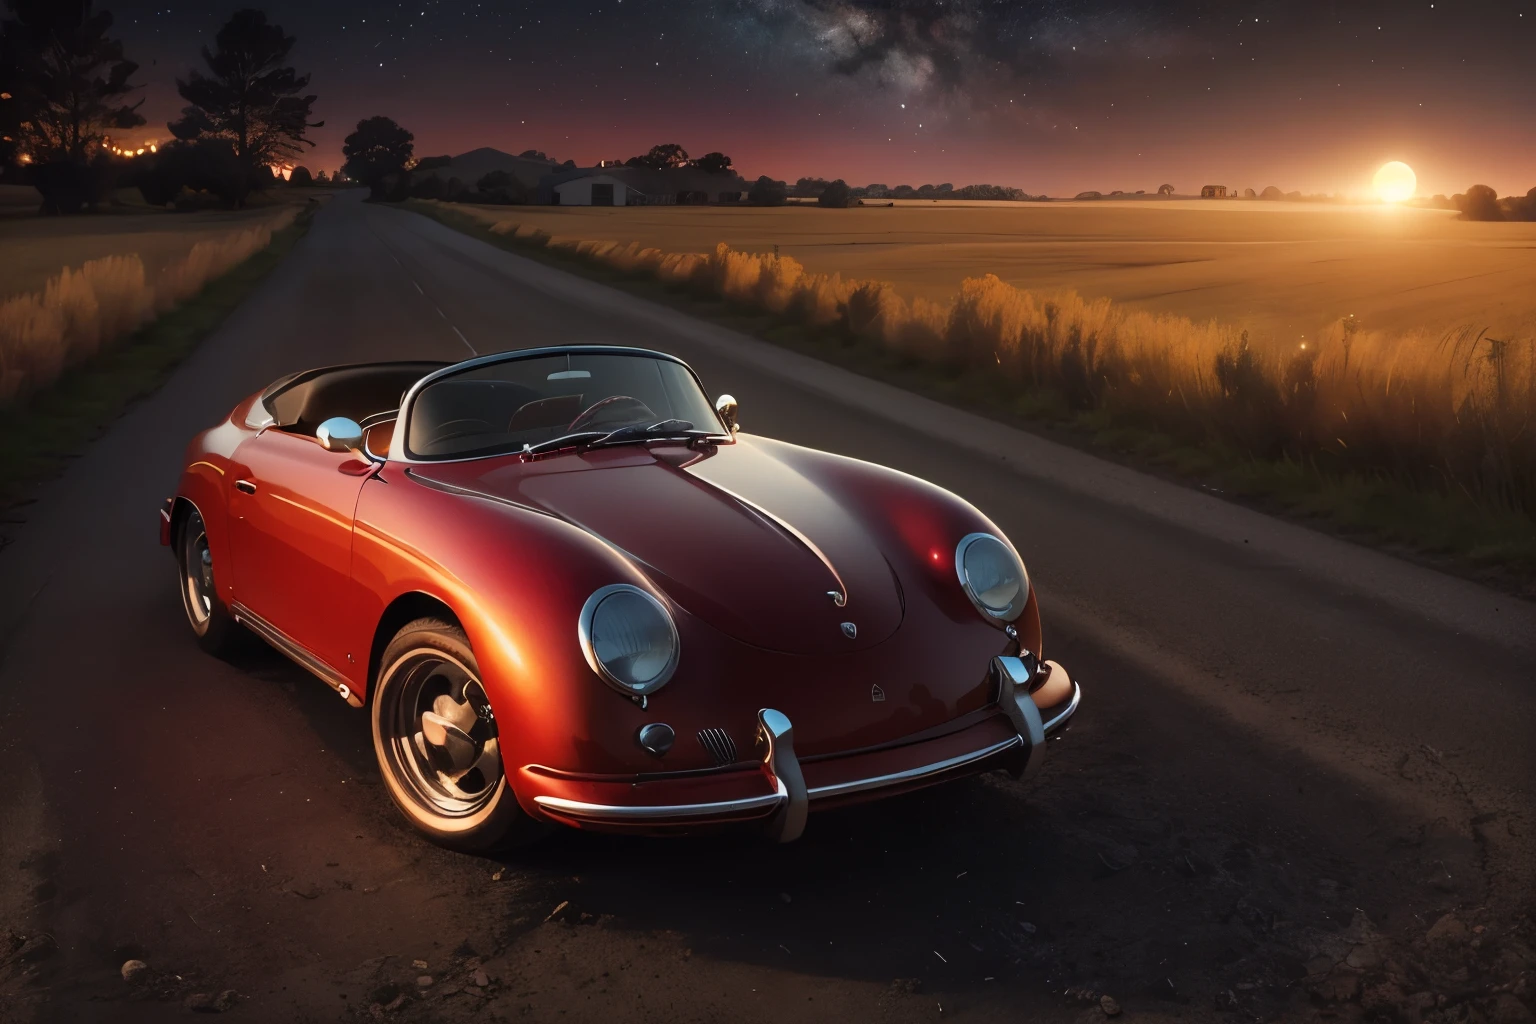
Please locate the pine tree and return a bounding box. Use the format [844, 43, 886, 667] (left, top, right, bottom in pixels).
[169, 9, 319, 170]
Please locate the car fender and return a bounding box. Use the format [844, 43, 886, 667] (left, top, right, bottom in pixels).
[352, 463, 667, 782]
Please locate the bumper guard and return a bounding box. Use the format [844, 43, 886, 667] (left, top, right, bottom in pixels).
[531, 660, 1081, 843]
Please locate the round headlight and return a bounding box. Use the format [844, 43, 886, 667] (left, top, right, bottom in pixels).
[578, 584, 680, 695]
[954, 533, 1029, 624]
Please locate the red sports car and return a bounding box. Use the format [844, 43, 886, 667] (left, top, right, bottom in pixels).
[164, 346, 1080, 849]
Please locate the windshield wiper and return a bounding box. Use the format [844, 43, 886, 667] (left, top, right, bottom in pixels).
[587, 419, 731, 449]
[521, 430, 610, 455]
[522, 420, 728, 458]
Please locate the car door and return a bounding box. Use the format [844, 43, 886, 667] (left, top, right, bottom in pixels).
[227, 427, 374, 679]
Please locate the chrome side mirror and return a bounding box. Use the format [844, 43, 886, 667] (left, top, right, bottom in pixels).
[715, 394, 739, 434]
[316, 416, 364, 453]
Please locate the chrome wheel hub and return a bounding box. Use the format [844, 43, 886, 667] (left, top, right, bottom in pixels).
[385, 652, 502, 817]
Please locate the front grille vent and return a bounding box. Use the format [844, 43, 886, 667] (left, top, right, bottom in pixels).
[697, 727, 738, 766]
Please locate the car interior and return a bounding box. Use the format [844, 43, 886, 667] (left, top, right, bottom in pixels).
[261, 361, 448, 458]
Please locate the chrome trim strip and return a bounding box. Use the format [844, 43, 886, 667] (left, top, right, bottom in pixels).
[806, 735, 1021, 800]
[393, 344, 724, 465]
[532, 786, 785, 822]
[524, 729, 1022, 828]
[230, 601, 364, 708]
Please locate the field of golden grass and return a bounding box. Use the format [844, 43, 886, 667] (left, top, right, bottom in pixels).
[470, 199, 1536, 342]
[422, 199, 1536, 526]
[0, 202, 302, 403]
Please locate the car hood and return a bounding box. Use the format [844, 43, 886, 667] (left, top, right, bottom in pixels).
[411, 440, 903, 655]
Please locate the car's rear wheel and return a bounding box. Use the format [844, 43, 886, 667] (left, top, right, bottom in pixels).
[177, 506, 241, 656]
[371, 618, 549, 851]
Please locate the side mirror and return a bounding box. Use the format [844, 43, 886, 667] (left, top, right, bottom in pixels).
[715, 394, 739, 434]
[316, 416, 364, 453]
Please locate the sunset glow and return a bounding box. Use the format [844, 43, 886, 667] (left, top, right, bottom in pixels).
[1373, 161, 1417, 203]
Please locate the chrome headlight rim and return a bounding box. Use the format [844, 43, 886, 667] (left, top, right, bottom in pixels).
[577, 583, 681, 696]
[954, 532, 1030, 626]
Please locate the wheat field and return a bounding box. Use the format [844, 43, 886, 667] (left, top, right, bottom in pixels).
[426, 200, 1536, 518]
[452, 199, 1536, 342]
[0, 205, 300, 403]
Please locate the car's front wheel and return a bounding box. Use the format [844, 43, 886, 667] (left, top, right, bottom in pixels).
[371, 618, 548, 851]
[177, 506, 242, 656]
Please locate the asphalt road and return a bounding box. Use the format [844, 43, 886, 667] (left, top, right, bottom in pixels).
[2, 192, 1533, 1023]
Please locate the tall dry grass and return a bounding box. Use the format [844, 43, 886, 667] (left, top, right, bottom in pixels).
[438, 202, 1536, 515]
[0, 207, 299, 404]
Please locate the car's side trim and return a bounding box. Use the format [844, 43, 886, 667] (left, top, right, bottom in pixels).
[230, 601, 364, 708]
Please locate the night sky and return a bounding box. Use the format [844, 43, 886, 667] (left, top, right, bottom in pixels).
[107, 0, 1533, 196]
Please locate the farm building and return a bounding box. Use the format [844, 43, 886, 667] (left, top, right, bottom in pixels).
[1200, 185, 1229, 198]
[551, 174, 633, 206]
[539, 166, 750, 205]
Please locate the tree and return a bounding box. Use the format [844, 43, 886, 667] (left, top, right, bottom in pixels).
[313, 168, 328, 184]
[168, 9, 319, 175]
[817, 179, 853, 208]
[1157, 183, 1175, 196]
[518, 148, 548, 161]
[791, 176, 829, 198]
[2, 0, 143, 163]
[342, 115, 413, 199]
[747, 175, 786, 206]
[2, 0, 142, 211]
[287, 164, 312, 186]
[690, 151, 732, 174]
[135, 137, 247, 207]
[1456, 184, 1502, 221]
[476, 169, 528, 204]
[414, 154, 451, 172]
[626, 143, 688, 169]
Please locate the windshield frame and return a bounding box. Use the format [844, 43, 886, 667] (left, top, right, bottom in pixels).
[392, 345, 730, 464]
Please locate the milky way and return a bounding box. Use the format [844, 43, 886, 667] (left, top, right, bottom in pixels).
[107, 0, 1533, 195]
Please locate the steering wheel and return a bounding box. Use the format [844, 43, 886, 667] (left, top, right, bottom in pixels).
[567, 396, 656, 433]
[426, 418, 495, 447]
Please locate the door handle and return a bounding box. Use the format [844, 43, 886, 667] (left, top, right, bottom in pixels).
[234, 479, 257, 494]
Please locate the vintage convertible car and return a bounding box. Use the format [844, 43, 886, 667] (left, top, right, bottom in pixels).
[164, 345, 1080, 849]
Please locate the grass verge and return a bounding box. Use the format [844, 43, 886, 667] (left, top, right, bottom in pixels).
[0, 204, 315, 519]
[407, 200, 1536, 592]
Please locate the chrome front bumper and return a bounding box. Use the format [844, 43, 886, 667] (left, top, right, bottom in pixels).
[531, 659, 1081, 843]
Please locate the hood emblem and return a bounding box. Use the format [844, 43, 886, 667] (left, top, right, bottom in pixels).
[870, 684, 885, 702]
[841, 622, 857, 639]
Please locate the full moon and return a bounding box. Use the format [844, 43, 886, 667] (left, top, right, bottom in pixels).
[1374, 161, 1417, 203]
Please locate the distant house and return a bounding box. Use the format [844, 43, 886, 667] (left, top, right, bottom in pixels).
[552, 174, 632, 206]
[540, 165, 749, 205]
[1200, 185, 1228, 198]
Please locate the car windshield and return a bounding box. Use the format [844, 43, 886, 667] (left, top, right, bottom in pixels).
[404, 351, 723, 460]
